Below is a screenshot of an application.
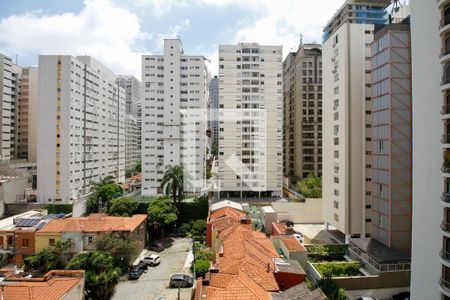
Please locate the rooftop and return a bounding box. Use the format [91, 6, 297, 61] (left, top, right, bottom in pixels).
[0, 270, 84, 300]
[209, 207, 247, 222]
[349, 238, 410, 263]
[271, 282, 327, 300]
[278, 235, 307, 252]
[273, 258, 305, 275]
[39, 214, 147, 233]
[210, 200, 244, 213]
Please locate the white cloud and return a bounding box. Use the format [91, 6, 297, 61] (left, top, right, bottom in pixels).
[155, 19, 191, 49]
[127, 0, 188, 16]
[0, 0, 148, 78]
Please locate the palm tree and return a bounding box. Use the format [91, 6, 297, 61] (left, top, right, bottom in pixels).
[89, 175, 115, 191]
[160, 165, 184, 206]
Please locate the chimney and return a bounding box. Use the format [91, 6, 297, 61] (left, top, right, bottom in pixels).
[267, 263, 271, 272]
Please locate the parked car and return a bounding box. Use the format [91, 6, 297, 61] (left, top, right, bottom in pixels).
[169, 274, 194, 288]
[280, 219, 294, 227]
[293, 233, 304, 243]
[356, 297, 379, 300]
[142, 254, 161, 266]
[149, 241, 164, 252]
[128, 263, 145, 280]
[391, 292, 410, 300]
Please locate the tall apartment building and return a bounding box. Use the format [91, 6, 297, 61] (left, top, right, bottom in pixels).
[125, 114, 139, 170]
[0, 54, 14, 161]
[141, 39, 209, 195]
[322, 0, 390, 241]
[410, 1, 444, 299]
[12, 67, 39, 162]
[117, 76, 142, 155]
[283, 43, 322, 180]
[370, 22, 411, 254]
[209, 76, 219, 151]
[218, 43, 283, 199]
[37, 55, 126, 204]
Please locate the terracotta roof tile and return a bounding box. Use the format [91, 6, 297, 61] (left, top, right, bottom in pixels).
[280, 236, 307, 252]
[39, 214, 147, 233]
[210, 207, 246, 222]
[272, 222, 288, 235]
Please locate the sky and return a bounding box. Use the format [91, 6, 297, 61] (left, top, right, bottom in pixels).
[0, 0, 391, 78]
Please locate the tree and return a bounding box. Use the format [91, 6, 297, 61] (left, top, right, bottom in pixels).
[24, 240, 74, 274]
[316, 275, 347, 300]
[211, 143, 218, 157]
[297, 173, 322, 198]
[86, 176, 124, 214]
[160, 165, 185, 206]
[95, 232, 140, 274]
[193, 259, 210, 278]
[108, 197, 138, 217]
[147, 197, 177, 237]
[66, 251, 121, 300]
[135, 160, 141, 173]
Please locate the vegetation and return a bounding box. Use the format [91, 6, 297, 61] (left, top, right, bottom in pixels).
[179, 219, 207, 242]
[125, 161, 141, 178]
[134, 160, 141, 173]
[95, 232, 140, 274]
[316, 275, 348, 300]
[206, 164, 212, 179]
[107, 197, 138, 217]
[66, 251, 121, 300]
[178, 195, 208, 224]
[313, 262, 362, 277]
[24, 240, 73, 274]
[192, 248, 212, 278]
[297, 173, 322, 198]
[44, 204, 73, 215]
[305, 244, 348, 262]
[147, 197, 178, 237]
[210, 143, 218, 157]
[86, 176, 123, 214]
[160, 165, 185, 207]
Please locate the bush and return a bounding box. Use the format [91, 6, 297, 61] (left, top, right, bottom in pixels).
[44, 204, 73, 215]
[305, 244, 348, 262]
[178, 223, 191, 235]
[178, 196, 208, 224]
[195, 249, 212, 261]
[316, 275, 348, 300]
[313, 262, 361, 277]
[193, 259, 210, 278]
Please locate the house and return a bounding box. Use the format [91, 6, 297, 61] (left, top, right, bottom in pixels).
[35, 214, 147, 255]
[272, 235, 308, 267]
[0, 269, 84, 300]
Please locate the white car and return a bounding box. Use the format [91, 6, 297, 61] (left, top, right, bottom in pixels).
[293, 233, 304, 244]
[142, 254, 161, 266]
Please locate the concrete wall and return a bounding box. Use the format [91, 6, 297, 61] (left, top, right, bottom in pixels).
[0, 176, 31, 204]
[61, 232, 83, 253]
[35, 232, 61, 252]
[271, 200, 322, 224]
[61, 276, 84, 300]
[272, 237, 308, 267]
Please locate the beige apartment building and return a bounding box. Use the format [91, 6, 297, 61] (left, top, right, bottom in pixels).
[283, 43, 322, 181]
[217, 43, 283, 200]
[410, 1, 449, 299]
[322, 0, 390, 241]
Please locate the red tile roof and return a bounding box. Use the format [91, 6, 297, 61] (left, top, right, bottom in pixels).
[279, 236, 307, 252]
[209, 207, 246, 222]
[272, 222, 288, 235]
[0, 270, 84, 300]
[39, 214, 147, 233]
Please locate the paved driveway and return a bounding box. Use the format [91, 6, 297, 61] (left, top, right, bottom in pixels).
[112, 238, 194, 300]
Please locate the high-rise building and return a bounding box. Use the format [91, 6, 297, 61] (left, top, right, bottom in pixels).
[141, 39, 209, 195]
[217, 43, 283, 200]
[410, 1, 443, 299]
[322, 0, 390, 241]
[37, 55, 126, 204]
[125, 114, 139, 170]
[283, 43, 323, 180]
[0, 54, 14, 161]
[209, 76, 219, 151]
[370, 22, 412, 254]
[13, 67, 39, 162]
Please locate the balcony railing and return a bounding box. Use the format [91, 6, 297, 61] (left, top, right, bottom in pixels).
[441, 221, 450, 232]
[442, 192, 450, 203]
[442, 48, 450, 58]
[443, 76, 450, 86]
[442, 105, 450, 115]
[440, 277, 450, 293]
[441, 19, 450, 30]
[441, 249, 450, 262]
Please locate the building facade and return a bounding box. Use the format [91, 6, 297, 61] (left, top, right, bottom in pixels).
[218, 43, 283, 200]
[322, 0, 390, 241]
[37, 55, 126, 204]
[410, 1, 445, 299]
[141, 39, 209, 195]
[209, 76, 219, 151]
[283, 43, 322, 180]
[0, 54, 14, 161]
[125, 114, 139, 170]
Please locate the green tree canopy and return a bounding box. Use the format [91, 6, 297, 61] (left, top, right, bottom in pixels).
[66, 251, 121, 300]
[107, 197, 138, 217]
[160, 165, 185, 206]
[95, 232, 140, 274]
[24, 240, 73, 275]
[316, 275, 347, 300]
[86, 177, 124, 214]
[147, 197, 178, 237]
[135, 160, 141, 173]
[297, 173, 322, 198]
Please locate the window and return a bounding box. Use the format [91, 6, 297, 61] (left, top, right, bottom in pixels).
[49, 239, 55, 246]
[22, 239, 29, 247]
[88, 236, 93, 244]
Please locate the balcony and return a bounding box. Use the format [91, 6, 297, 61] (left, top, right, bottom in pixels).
[442, 163, 450, 175]
[439, 0, 450, 9]
[441, 249, 450, 265]
[441, 221, 450, 233]
[440, 19, 450, 36]
[440, 277, 450, 297]
[442, 105, 450, 116]
[443, 134, 450, 145]
[442, 76, 450, 92]
[442, 47, 450, 64]
[442, 192, 450, 204]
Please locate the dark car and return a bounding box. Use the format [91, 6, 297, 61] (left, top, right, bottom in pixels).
[128, 264, 144, 280]
[149, 241, 164, 252]
[391, 292, 410, 300]
[280, 219, 294, 227]
[169, 274, 193, 288]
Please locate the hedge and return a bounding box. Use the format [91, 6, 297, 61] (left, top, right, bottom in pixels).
[305, 244, 348, 262]
[44, 204, 73, 215]
[313, 262, 362, 277]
